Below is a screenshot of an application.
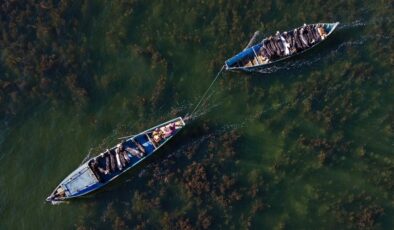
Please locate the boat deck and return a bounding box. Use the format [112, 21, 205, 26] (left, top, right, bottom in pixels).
[63, 166, 99, 196]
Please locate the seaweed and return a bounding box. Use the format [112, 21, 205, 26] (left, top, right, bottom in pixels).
[1, 0, 393, 229]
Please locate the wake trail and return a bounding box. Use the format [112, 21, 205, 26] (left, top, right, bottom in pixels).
[252, 17, 393, 75]
[337, 20, 366, 31]
[186, 101, 223, 122]
[254, 33, 373, 75]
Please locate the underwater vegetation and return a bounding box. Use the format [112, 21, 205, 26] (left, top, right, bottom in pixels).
[0, 0, 95, 119]
[0, 0, 393, 229]
[76, 128, 266, 229]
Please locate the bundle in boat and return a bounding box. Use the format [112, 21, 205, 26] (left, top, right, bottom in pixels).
[225, 22, 339, 72]
[46, 117, 186, 202]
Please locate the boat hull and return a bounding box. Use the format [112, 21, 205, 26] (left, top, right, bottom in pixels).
[225, 22, 339, 72]
[46, 117, 186, 202]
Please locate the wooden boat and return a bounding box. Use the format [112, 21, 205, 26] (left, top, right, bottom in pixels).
[225, 22, 339, 72]
[46, 117, 186, 202]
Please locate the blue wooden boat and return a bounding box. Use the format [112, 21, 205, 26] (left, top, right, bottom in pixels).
[225, 22, 339, 72]
[46, 117, 186, 202]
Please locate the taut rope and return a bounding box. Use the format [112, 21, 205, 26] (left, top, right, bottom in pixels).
[189, 65, 225, 117]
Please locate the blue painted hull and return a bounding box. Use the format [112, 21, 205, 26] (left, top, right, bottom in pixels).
[47, 117, 186, 202]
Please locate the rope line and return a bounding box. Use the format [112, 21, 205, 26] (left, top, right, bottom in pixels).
[195, 89, 216, 114]
[190, 65, 225, 117]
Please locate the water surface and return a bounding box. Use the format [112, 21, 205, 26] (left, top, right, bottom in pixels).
[0, 0, 393, 229]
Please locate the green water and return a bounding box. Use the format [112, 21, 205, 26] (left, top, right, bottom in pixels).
[1, 0, 393, 229]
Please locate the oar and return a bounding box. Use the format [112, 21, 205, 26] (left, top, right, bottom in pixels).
[243, 31, 260, 50]
[80, 148, 93, 165]
[117, 134, 135, 140]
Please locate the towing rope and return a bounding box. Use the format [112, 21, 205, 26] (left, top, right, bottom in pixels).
[189, 65, 225, 117]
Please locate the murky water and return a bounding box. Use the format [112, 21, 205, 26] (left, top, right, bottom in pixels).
[0, 0, 393, 229]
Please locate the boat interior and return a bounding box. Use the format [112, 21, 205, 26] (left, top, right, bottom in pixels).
[87, 119, 184, 183]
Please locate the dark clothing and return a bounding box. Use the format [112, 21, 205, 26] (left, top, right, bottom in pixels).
[299, 28, 309, 47]
[288, 32, 298, 51]
[122, 151, 131, 163]
[305, 26, 315, 42]
[265, 40, 275, 57]
[265, 47, 273, 58]
[294, 31, 303, 50]
[89, 160, 104, 182]
[269, 39, 280, 56]
[118, 151, 127, 168]
[276, 37, 284, 54]
[287, 33, 297, 53]
[311, 26, 321, 41]
[262, 40, 271, 58]
[109, 151, 117, 172]
[105, 156, 110, 172]
[302, 30, 311, 44]
[284, 33, 292, 45]
[260, 46, 270, 58]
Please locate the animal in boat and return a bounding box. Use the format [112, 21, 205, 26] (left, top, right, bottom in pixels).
[224, 22, 339, 72]
[46, 117, 186, 202]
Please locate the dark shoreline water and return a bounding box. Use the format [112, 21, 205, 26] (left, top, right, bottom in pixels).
[1, 0, 393, 229]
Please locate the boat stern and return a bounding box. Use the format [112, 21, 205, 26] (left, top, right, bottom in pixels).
[46, 185, 68, 203]
[46, 164, 101, 203]
[225, 45, 261, 69]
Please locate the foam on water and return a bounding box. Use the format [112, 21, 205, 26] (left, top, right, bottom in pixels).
[49, 200, 68, 205]
[254, 36, 369, 75]
[250, 18, 384, 75]
[337, 20, 366, 31]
